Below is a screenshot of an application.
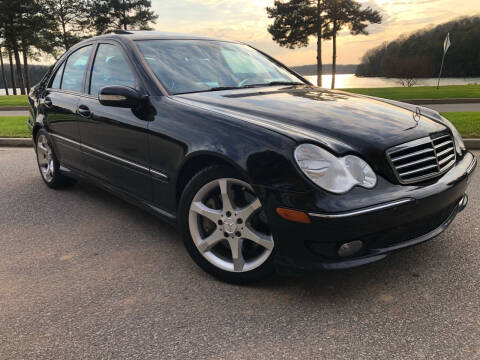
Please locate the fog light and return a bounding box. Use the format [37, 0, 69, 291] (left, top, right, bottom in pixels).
[338, 241, 363, 258]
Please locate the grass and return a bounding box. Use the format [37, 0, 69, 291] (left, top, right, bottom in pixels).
[0, 113, 478, 139]
[0, 116, 30, 138]
[343, 85, 480, 100]
[441, 112, 480, 138]
[0, 95, 28, 107]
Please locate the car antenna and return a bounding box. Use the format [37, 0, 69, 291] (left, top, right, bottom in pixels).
[113, 29, 133, 35]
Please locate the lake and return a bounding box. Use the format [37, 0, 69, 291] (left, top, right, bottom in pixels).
[305, 74, 480, 88]
[0, 88, 27, 96]
[1, 74, 480, 95]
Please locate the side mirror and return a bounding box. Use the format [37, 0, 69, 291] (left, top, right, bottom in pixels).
[98, 86, 142, 108]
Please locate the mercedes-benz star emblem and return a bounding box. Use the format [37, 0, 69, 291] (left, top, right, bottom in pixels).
[413, 106, 422, 123]
[224, 220, 237, 234]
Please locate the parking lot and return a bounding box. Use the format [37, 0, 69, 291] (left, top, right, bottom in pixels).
[0, 147, 479, 359]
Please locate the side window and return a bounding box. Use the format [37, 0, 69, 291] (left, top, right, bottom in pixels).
[90, 44, 137, 96]
[50, 62, 65, 89]
[61, 45, 92, 92]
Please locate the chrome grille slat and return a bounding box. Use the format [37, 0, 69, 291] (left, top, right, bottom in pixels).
[388, 137, 432, 154]
[387, 133, 456, 184]
[398, 164, 439, 177]
[437, 147, 454, 158]
[390, 148, 435, 162]
[433, 134, 450, 141]
[440, 160, 456, 171]
[395, 156, 437, 170]
[439, 154, 455, 166]
[434, 140, 453, 149]
[402, 172, 440, 183]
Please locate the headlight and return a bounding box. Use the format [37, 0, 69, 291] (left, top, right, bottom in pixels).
[441, 116, 466, 155]
[294, 144, 377, 194]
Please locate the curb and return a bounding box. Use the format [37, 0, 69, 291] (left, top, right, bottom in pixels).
[464, 139, 480, 150]
[403, 99, 480, 105]
[0, 138, 32, 147]
[0, 106, 29, 111]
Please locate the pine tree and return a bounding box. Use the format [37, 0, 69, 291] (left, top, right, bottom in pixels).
[0, 0, 26, 94]
[17, 0, 48, 93]
[42, 0, 90, 55]
[7, 50, 16, 95]
[267, 0, 326, 87]
[0, 45, 9, 95]
[88, 0, 158, 35]
[323, 0, 381, 89]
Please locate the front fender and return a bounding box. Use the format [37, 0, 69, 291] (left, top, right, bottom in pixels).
[149, 96, 314, 194]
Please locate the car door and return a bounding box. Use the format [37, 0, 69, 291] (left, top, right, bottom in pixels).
[43, 45, 93, 169]
[77, 41, 151, 201]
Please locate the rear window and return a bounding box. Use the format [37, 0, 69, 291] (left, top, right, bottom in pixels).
[51, 62, 65, 89]
[61, 45, 92, 92]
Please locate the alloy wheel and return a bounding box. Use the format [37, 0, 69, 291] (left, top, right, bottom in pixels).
[188, 178, 274, 273]
[36, 134, 55, 183]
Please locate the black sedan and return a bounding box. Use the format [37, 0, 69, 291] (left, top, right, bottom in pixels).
[28, 31, 477, 284]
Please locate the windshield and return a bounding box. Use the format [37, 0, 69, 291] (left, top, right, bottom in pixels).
[135, 40, 305, 95]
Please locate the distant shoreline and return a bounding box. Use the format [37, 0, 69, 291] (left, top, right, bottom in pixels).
[292, 64, 358, 76]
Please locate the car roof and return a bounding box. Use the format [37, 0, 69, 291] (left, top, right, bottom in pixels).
[88, 30, 236, 43]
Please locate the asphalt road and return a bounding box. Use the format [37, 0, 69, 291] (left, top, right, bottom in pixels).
[1, 148, 479, 359]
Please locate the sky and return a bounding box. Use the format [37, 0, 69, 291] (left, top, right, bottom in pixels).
[151, 0, 480, 66]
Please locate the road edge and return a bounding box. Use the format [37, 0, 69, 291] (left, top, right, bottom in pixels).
[0, 106, 29, 111]
[402, 99, 480, 105]
[464, 139, 480, 150]
[0, 138, 33, 147]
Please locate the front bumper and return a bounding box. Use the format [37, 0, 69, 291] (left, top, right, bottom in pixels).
[261, 151, 477, 272]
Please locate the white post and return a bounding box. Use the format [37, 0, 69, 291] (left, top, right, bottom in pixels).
[437, 32, 451, 90]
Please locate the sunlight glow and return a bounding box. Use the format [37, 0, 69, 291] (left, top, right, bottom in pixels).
[152, 0, 480, 66]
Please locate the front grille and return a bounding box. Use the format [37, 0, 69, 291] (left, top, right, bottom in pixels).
[387, 132, 456, 184]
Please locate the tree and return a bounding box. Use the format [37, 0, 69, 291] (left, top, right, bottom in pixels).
[267, 0, 326, 87]
[7, 49, 17, 95]
[42, 0, 89, 56]
[322, 0, 381, 89]
[88, 0, 158, 35]
[0, 45, 9, 95]
[17, 0, 47, 93]
[0, 0, 35, 95]
[0, 25, 9, 95]
[357, 16, 480, 78]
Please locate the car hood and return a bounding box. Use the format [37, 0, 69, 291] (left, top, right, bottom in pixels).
[176, 86, 447, 156]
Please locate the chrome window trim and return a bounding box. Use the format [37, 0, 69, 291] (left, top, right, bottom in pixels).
[308, 198, 414, 219]
[50, 133, 169, 181]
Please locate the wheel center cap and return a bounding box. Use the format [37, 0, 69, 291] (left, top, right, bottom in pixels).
[224, 220, 237, 234]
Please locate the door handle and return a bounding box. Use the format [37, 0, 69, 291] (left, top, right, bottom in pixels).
[44, 97, 53, 108]
[77, 105, 92, 118]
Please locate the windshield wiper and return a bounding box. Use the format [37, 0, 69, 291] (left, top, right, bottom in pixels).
[207, 86, 242, 92]
[242, 81, 305, 88]
[204, 82, 304, 93]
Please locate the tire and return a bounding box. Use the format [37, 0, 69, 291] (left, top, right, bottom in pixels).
[179, 165, 276, 284]
[35, 129, 74, 189]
